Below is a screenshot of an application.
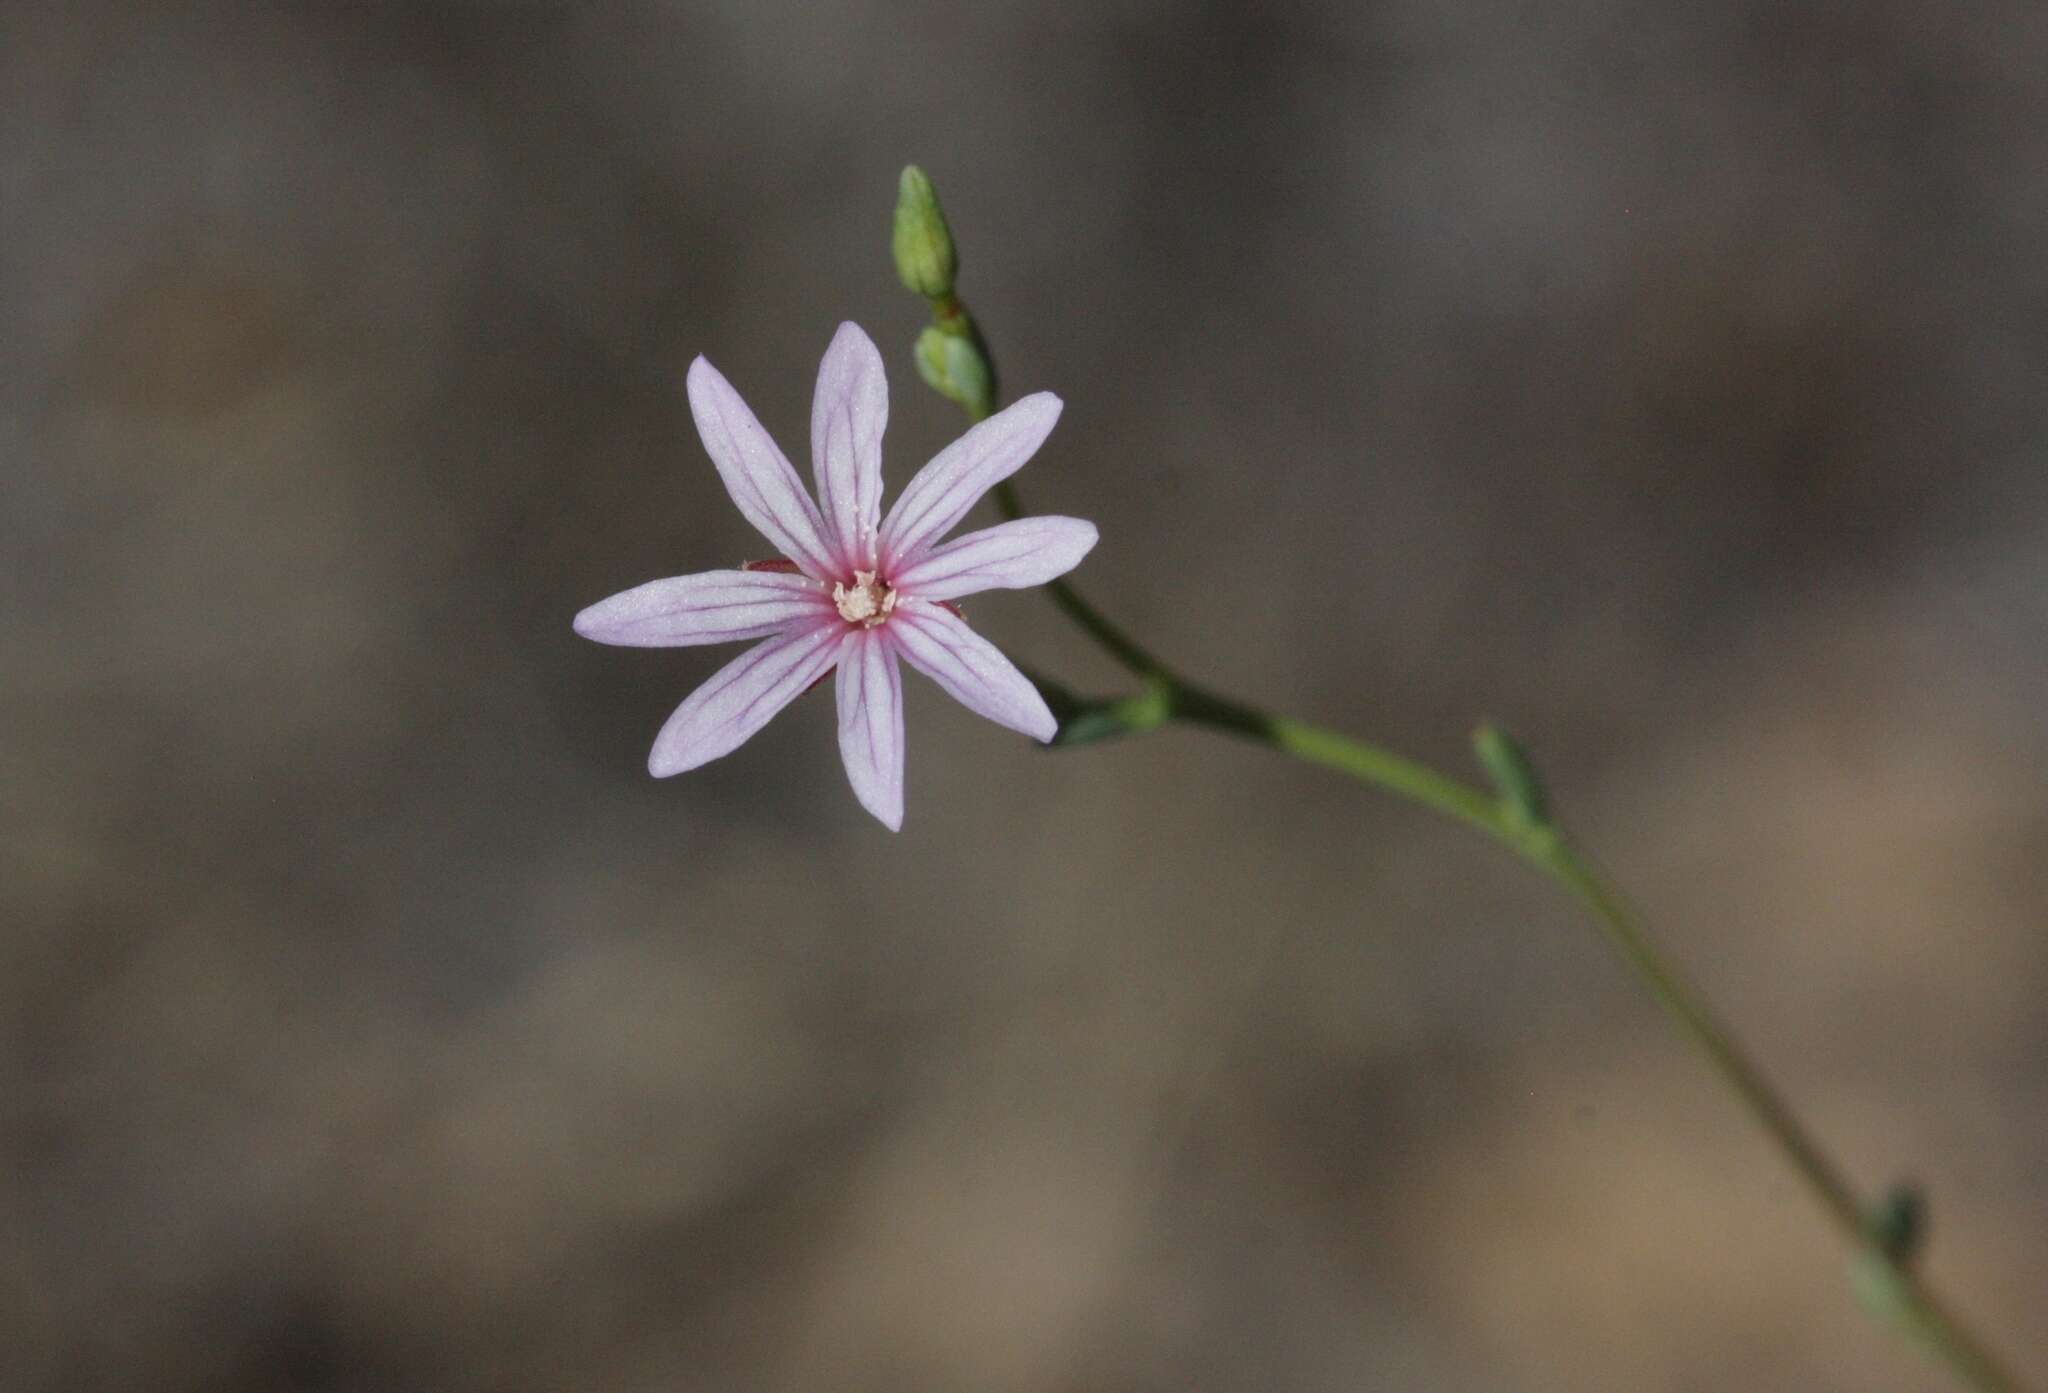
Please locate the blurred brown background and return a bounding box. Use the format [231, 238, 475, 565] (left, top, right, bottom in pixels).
[7, 3, 2048, 1390]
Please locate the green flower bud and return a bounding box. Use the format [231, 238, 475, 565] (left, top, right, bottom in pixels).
[914, 325, 993, 421]
[893, 165, 958, 299]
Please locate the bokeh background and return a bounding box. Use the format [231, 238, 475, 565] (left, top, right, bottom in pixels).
[9, 3, 2048, 1390]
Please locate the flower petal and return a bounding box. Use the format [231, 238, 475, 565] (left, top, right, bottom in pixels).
[834, 628, 905, 830]
[889, 516, 1099, 602]
[647, 620, 844, 776]
[573, 569, 834, 648]
[887, 599, 1056, 742]
[810, 322, 888, 574]
[878, 392, 1063, 571]
[687, 356, 840, 580]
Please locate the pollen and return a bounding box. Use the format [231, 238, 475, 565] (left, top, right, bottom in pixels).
[833, 570, 898, 628]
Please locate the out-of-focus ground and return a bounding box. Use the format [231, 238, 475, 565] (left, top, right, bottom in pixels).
[7, 4, 2048, 1390]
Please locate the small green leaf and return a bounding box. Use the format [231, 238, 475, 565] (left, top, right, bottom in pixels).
[1849, 1186, 1937, 1348]
[1850, 1248, 1916, 1326]
[1473, 722, 1550, 827]
[1864, 1183, 1927, 1264]
[1030, 672, 1173, 748]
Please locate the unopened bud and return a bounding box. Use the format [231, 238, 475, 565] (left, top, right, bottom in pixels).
[914, 325, 993, 421]
[892, 165, 958, 298]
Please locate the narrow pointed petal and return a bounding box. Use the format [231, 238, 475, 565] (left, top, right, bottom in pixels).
[889, 516, 1099, 602]
[573, 569, 834, 647]
[878, 393, 1063, 570]
[647, 620, 844, 776]
[887, 599, 1056, 742]
[811, 322, 888, 574]
[834, 629, 905, 830]
[687, 356, 840, 580]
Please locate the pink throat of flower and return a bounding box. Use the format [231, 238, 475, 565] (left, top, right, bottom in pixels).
[833, 570, 897, 628]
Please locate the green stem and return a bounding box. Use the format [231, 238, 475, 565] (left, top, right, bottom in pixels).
[967, 493, 2028, 1391]
[908, 264, 2027, 1393]
[1166, 680, 2026, 1393]
[1176, 683, 1869, 1229]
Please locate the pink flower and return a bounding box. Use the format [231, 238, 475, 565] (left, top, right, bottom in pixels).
[574, 322, 1098, 830]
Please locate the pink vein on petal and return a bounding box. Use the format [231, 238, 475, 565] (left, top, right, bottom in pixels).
[687, 356, 840, 580]
[573, 569, 835, 647]
[879, 392, 1062, 571]
[648, 620, 844, 776]
[890, 516, 1098, 602]
[888, 599, 1057, 742]
[811, 323, 888, 575]
[835, 628, 905, 829]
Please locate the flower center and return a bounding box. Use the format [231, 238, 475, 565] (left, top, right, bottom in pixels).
[833, 570, 897, 628]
